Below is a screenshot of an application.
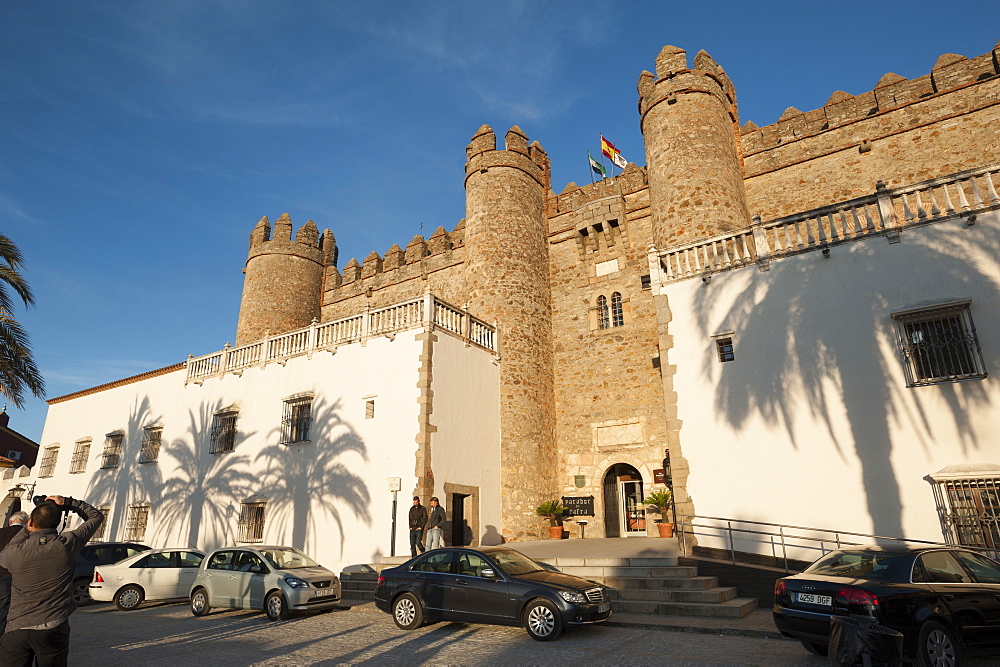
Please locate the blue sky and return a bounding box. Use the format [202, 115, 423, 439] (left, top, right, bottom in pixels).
[2, 1, 997, 442]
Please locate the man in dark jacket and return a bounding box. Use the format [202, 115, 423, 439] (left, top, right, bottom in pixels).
[0, 510, 29, 635]
[408, 496, 428, 558]
[425, 497, 446, 550]
[0, 495, 104, 667]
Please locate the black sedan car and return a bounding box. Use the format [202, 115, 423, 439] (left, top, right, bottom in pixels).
[773, 545, 1000, 665]
[374, 546, 611, 641]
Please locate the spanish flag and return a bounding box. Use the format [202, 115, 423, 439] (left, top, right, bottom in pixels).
[601, 135, 627, 169]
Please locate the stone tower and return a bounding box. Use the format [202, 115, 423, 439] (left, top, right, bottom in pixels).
[464, 125, 557, 540]
[235, 213, 330, 345]
[638, 46, 751, 248]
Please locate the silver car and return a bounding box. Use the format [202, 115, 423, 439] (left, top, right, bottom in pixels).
[189, 546, 341, 620]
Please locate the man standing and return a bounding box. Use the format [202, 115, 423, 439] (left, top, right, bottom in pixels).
[407, 496, 428, 558]
[0, 495, 104, 667]
[425, 497, 446, 550]
[0, 510, 29, 635]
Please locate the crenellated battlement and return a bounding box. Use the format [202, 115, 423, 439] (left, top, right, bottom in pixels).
[246, 213, 332, 266]
[740, 42, 1000, 156]
[551, 163, 648, 216]
[464, 124, 551, 191]
[637, 45, 738, 124]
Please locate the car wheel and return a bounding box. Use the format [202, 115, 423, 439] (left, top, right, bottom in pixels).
[917, 621, 960, 667]
[72, 578, 92, 606]
[523, 599, 563, 641]
[392, 593, 423, 630]
[265, 591, 289, 621]
[799, 640, 827, 656]
[191, 588, 211, 617]
[115, 584, 145, 611]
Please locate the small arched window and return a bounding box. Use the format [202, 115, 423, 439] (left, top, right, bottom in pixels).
[611, 292, 624, 327]
[597, 295, 610, 329]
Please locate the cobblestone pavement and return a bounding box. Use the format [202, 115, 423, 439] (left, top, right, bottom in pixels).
[68, 601, 830, 666]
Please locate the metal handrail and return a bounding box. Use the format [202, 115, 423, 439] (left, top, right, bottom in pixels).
[675, 513, 996, 573]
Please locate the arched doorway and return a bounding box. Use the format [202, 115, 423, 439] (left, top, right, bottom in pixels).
[602, 463, 646, 538]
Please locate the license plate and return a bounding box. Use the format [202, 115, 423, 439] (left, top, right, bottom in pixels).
[796, 592, 832, 606]
[597, 603, 610, 613]
[314, 589, 333, 597]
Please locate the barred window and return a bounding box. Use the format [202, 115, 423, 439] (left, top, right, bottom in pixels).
[928, 467, 1000, 556]
[281, 396, 312, 444]
[39, 446, 59, 478]
[139, 426, 162, 463]
[237, 500, 267, 543]
[70, 439, 91, 474]
[611, 292, 624, 327]
[597, 295, 610, 329]
[893, 302, 986, 387]
[124, 504, 149, 541]
[89, 507, 111, 542]
[102, 432, 124, 469]
[716, 337, 735, 363]
[365, 399, 375, 420]
[210, 410, 239, 454]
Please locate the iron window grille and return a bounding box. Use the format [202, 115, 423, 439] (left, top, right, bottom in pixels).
[611, 292, 624, 327]
[210, 411, 239, 454]
[928, 472, 1000, 558]
[39, 446, 59, 478]
[237, 501, 267, 543]
[124, 504, 149, 542]
[597, 295, 610, 329]
[716, 337, 735, 363]
[139, 427, 162, 463]
[102, 433, 124, 469]
[70, 439, 91, 474]
[89, 507, 111, 542]
[893, 302, 986, 387]
[280, 397, 312, 444]
[365, 399, 375, 420]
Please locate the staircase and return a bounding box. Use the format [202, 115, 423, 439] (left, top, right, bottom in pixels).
[340, 554, 757, 619]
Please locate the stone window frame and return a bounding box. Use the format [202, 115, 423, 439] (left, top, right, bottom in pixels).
[39, 444, 59, 478]
[70, 438, 91, 474]
[237, 497, 268, 543]
[711, 330, 736, 363]
[590, 287, 633, 332]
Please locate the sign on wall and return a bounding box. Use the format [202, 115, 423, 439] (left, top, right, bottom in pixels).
[561, 495, 595, 517]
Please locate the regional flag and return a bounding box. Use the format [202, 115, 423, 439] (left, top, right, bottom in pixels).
[588, 151, 606, 177]
[601, 135, 627, 169]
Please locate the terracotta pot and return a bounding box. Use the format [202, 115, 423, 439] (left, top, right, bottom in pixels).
[548, 525, 564, 539]
[656, 522, 674, 538]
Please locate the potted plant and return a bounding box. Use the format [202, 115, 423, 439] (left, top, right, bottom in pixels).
[536, 500, 567, 539]
[644, 489, 674, 538]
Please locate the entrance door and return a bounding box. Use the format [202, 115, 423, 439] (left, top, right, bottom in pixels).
[451, 493, 471, 546]
[602, 464, 645, 538]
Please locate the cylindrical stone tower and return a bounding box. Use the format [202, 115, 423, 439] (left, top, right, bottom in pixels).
[235, 213, 326, 345]
[464, 124, 557, 541]
[639, 46, 752, 249]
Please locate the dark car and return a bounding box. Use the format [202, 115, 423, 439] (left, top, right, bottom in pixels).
[73, 542, 151, 605]
[374, 546, 611, 641]
[773, 545, 1000, 665]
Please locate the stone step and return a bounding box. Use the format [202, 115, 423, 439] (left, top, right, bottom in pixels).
[539, 557, 680, 568]
[600, 575, 720, 590]
[611, 597, 757, 618]
[610, 586, 738, 604]
[547, 565, 698, 578]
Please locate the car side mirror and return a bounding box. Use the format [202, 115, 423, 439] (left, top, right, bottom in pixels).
[480, 568, 496, 579]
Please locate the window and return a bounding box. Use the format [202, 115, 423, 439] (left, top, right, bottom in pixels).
[237, 500, 267, 543]
[716, 337, 735, 362]
[89, 507, 111, 542]
[610, 292, 624, 327]
[597, 295, 610, 329]
[210, 410, 239, 454]
[135, 552, 174, 568]
[70, 439, 91, 474]
[892, 302, 986, 387]
[928, 469, 1000, 551]
[102, 432, 124, 469]
[365, 399, 376, 420]
[179, 551, 205, 568]
[39, 446, 59, 478]
[139, 426, 162, 463]
[124, 504, 149, 541]
[412, 551, 454, 573]
[281, 396, 312, 444]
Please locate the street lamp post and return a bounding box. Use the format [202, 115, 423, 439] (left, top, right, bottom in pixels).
[8, 481, 37, 501]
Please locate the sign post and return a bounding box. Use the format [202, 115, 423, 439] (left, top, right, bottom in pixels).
[387, 477, 401, 557]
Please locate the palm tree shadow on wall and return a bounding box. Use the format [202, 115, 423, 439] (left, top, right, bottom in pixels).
[155, 400, 258, 550]
[255, 396, 370, 560]
[85, 395, 163, 541]
[691, 224, 998, 539]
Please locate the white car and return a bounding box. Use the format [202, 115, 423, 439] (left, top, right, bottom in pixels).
[89, 548, 206, 610]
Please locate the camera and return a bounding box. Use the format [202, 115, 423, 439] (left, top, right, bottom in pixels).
[32, 495, 74, 511]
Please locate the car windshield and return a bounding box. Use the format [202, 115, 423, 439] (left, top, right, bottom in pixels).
[488, 550, 544, 576]
[259, 547, 319, 570]
[806, 550, 903, 579]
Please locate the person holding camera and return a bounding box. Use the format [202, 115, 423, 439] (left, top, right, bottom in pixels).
[0, 495, 104, 667]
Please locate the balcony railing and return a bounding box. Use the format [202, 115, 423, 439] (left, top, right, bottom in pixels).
[187, 293, 496, 383]
[653, 162, 1000, 285]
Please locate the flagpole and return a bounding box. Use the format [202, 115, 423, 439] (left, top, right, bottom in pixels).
[587, 150, 595, 185]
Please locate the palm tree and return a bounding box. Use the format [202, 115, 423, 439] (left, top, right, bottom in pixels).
[0, 233, 44, 408]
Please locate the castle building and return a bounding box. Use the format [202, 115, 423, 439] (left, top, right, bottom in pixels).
[4, 41, 999, 570]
